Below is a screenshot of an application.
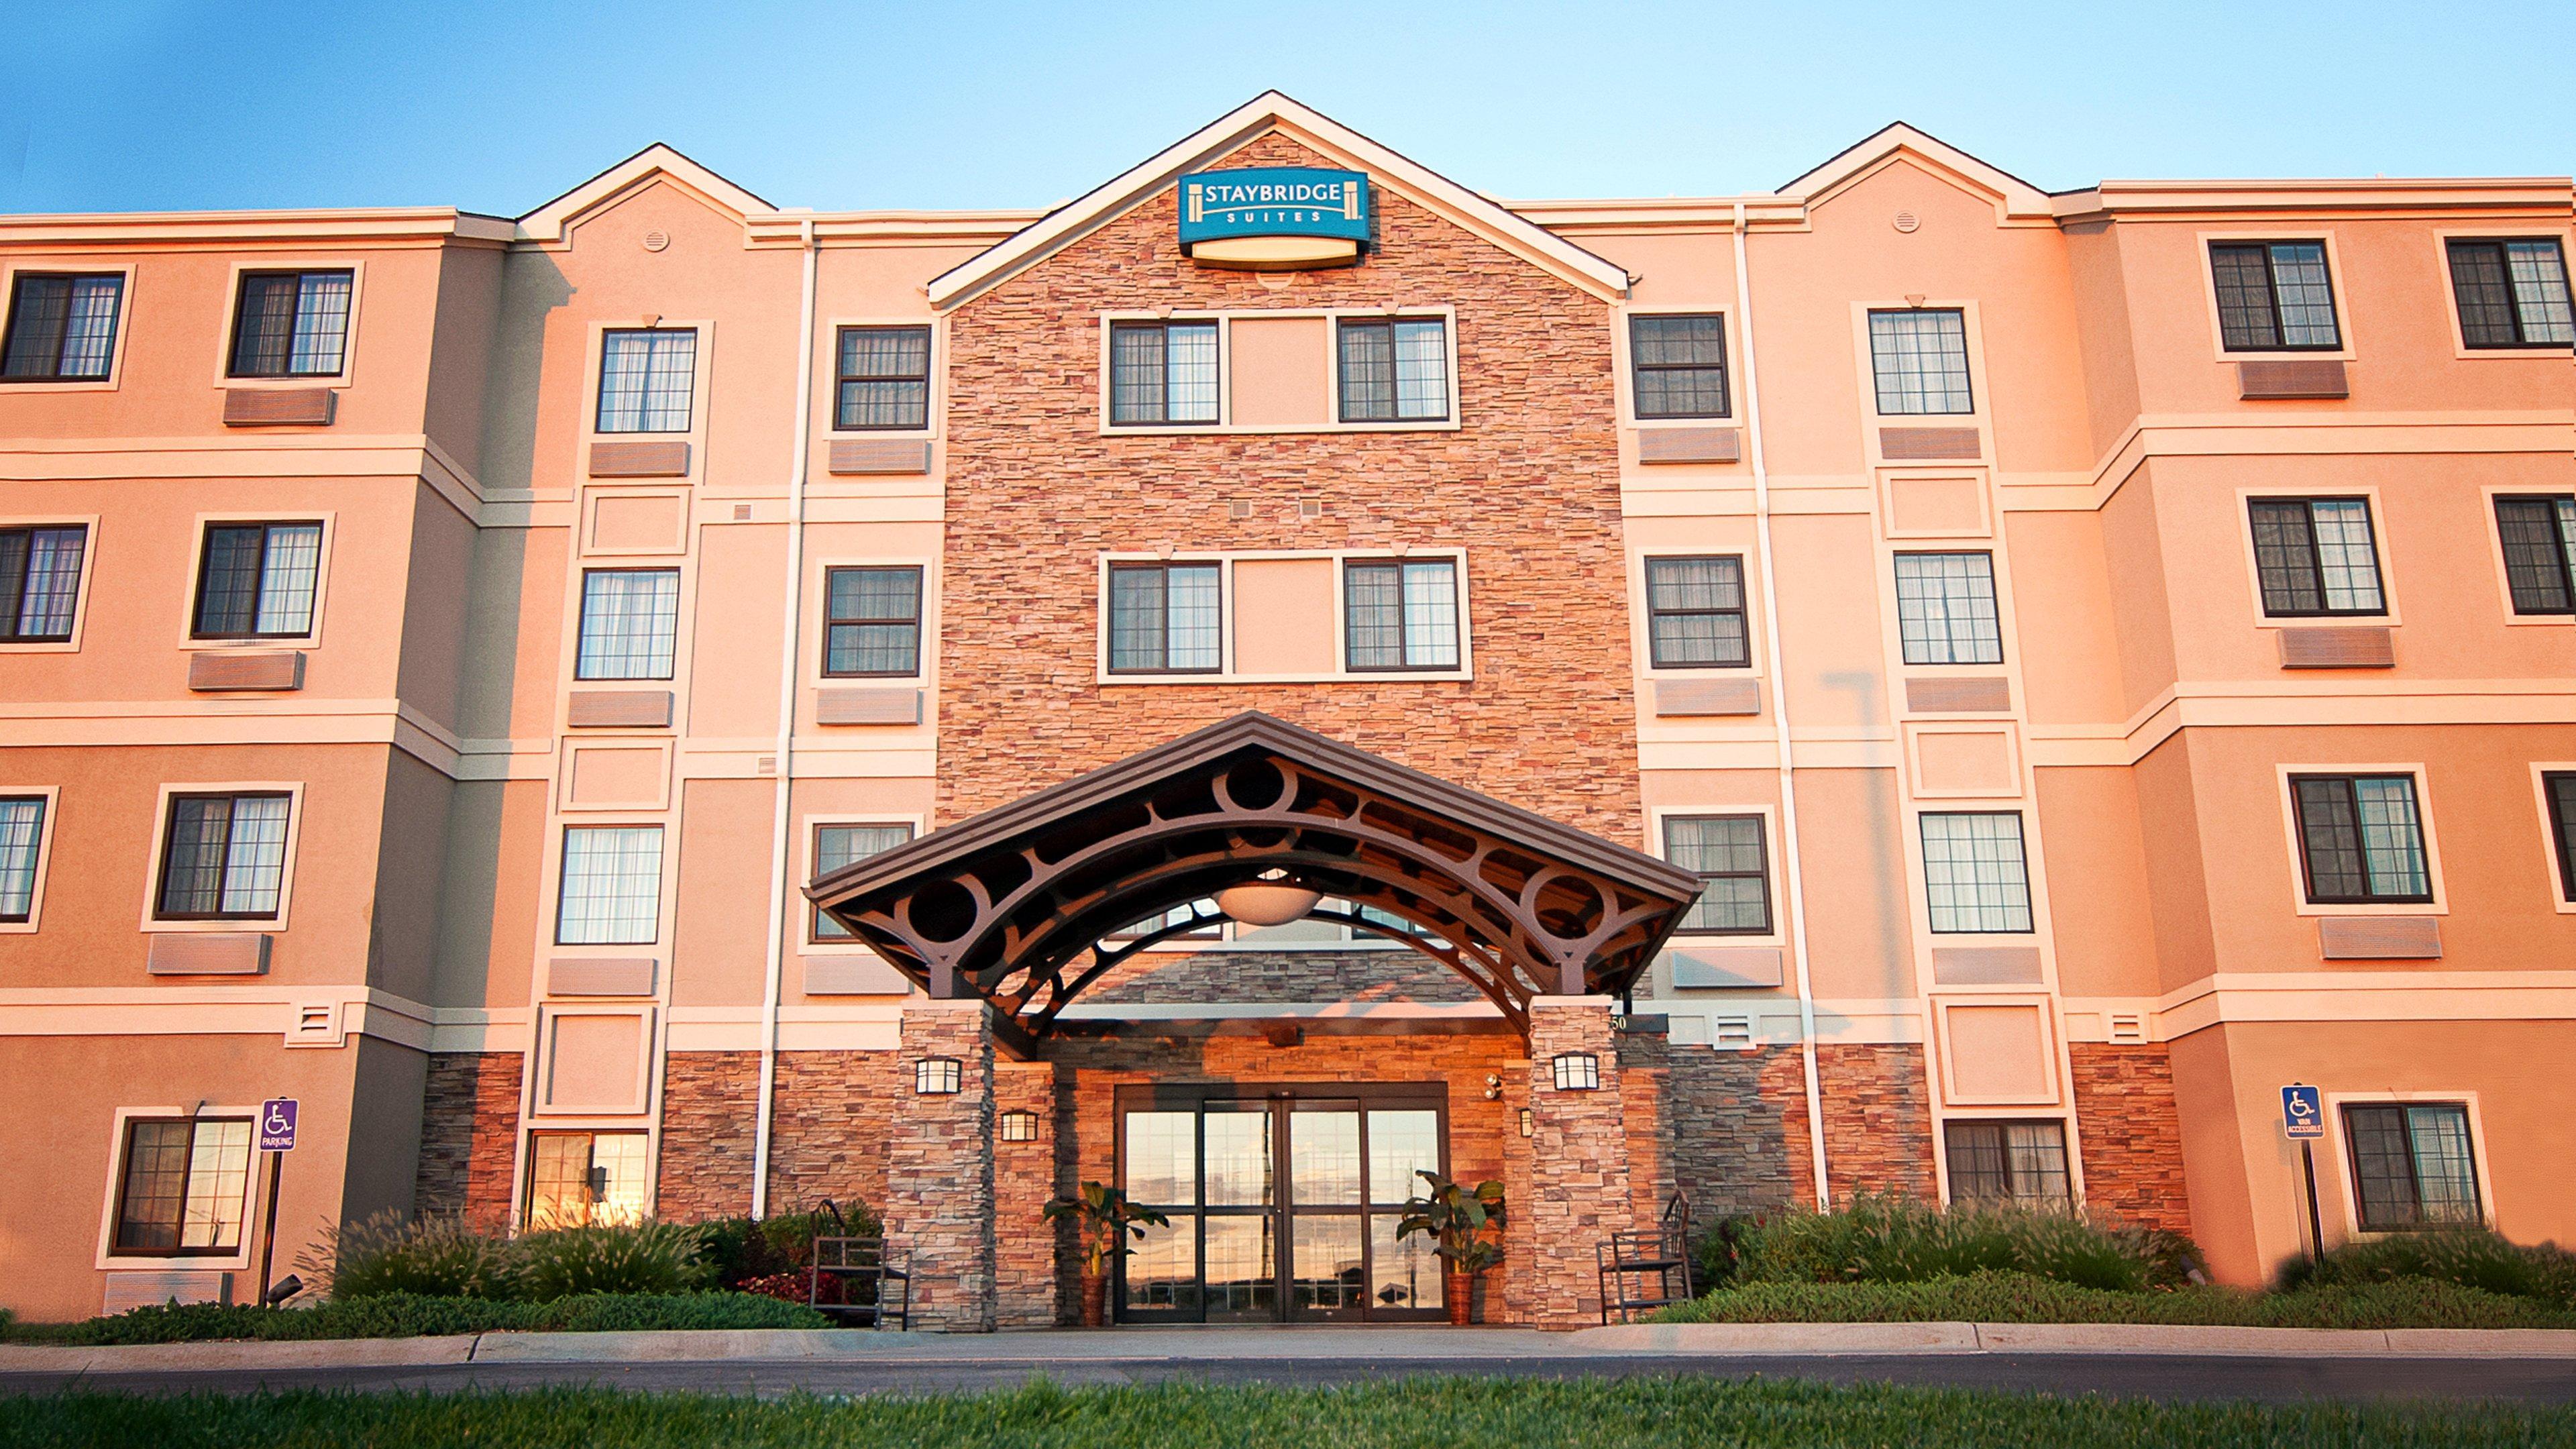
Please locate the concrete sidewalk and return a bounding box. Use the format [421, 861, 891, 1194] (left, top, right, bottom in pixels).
[5, 1321, 2573, 1375]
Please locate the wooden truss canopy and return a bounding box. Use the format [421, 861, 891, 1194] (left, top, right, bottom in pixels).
[807, 712, 1700, 1054]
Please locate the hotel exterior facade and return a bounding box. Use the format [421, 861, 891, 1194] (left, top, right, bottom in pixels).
[1, 95, 2570, 1327]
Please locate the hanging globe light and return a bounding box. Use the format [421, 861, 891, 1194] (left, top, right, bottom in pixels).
[1214, 869, 1322, 927]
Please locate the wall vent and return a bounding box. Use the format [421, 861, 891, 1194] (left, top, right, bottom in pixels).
[1228, 500, 1254, 520]
[1712, 1014, 1756, 1048]
[2108, 1012, 2148, 1044]
[1298, 498, 1324, 520]
[732, 503, 753, 521]
[755, 756, 778, 775]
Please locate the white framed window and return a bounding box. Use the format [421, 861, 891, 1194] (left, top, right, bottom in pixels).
[1868, 309, 1973, 415]
[2493, 494, 2576, 616]
[1643, 555, 1750, 669]
[1628, 313, 1731, 420]
[821, 566, 923, 678]
[1893, 552, 2002, 665]
[1342, 557, 1460, 672]
[834, 325, 931, 430]
[555, 825, 664, 946]
[596, 328, 698, 433]
[1920, 811, 2033, 934]
[575, 569, 680, 681]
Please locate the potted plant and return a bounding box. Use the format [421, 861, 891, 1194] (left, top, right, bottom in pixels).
[1042, 1181, 1169, 1328]
[1396, 1169, 1505, 1324]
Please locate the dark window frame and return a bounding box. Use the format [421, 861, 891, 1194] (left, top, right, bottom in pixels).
[2493, 494, 2576, 616]
[2208, 240, 2343, 352]
[1105, 561, 1223, 676]
[2247, 496, 2385, 619]
[0, 523, 89, 643]
[820, 564, 924, 679]
[523, 1128, 651, 1231]
[2343, 1102, 2483, 1232]
[1943, 1118, 2073, 1210]
[1892, 551, 2006, 667]
[153, 790, 292, 922]
[1336, 316, 1452, 424]
[1628, 313, 1731, 420]
[1919, 810, 2036, 935]
[833, 325, 932, 431]
[1643, 555, 1750, 670]
[1342, 557, 1462, 674]
[2289, 773, 2433, 906]
[2446, 237, 2573, 350]
[109, 1115, 254, 1257]
[1664, 812, 1773, 936]
[2542, 771, 2576, 905]
[3, 271, 125, 382]
[1106, 319, 1220, 427]
[190, 521, 323, 641]
[225, 268, 355, 379]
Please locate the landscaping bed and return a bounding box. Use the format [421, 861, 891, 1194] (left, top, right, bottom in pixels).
[3, 1291, 828, 1346]
[1652, 1270, 2576, 1330]
[2, 1377, 2568, 1448]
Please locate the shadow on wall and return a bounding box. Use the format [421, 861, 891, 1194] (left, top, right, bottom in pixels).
[1821, 669, 1914, 1000]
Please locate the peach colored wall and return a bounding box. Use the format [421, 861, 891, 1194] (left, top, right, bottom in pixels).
[2033, 766, 2162, 1000]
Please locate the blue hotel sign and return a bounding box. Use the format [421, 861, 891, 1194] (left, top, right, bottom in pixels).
[1178, 167, 1371, 266]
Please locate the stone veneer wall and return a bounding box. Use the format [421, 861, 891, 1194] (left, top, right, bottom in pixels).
[1762, 1042, 1938, 1204]
[2068, 1042, 2195, 1235]
[413, 1052, 523, 1228]
[655, 1052, 759, 1222]
[1619, 1033, 1801, 1225]
[763, 1049, 907, 1219]
[994, 1061, 1071, 1326]
[1086, 947, 1479, 1005]
[935, 128, 1640, 844]
[1523, 1000, 1634, 1328]
[881, 1004, 997, 1330]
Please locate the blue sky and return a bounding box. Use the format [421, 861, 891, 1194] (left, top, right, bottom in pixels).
[5, 1, 2570, 217]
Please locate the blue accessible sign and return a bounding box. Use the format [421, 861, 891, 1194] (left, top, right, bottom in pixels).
[259, 1097, 299, 1152]
[2281, 1085, 2323, 1140]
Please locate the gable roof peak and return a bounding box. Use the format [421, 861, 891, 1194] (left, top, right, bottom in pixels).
[1781, 122, 2056, 224]
[514, 141, 776, 244]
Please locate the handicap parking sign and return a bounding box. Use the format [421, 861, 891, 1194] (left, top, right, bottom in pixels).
[260, 1098, 299, 1152]
[2281, 1085, 2323, 1140]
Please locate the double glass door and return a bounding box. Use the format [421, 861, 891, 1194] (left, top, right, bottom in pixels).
[1118, 1085, 1446, 1322]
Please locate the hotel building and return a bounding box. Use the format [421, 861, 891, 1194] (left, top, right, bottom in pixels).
[1, 94, 2569, 1327]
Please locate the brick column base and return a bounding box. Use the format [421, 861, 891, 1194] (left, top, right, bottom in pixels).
[1523, 996, 1635, 1329]
[880, 1001, 997, 1331]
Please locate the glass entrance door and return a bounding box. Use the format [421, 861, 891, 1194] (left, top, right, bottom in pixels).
[1116, 1083, 1446, 1323]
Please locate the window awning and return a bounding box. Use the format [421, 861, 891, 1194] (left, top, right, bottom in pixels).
[807, 712, 1699, 1055]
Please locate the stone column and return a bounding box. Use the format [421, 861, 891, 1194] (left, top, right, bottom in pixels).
[992, 1059, 1065, 1327]
[1521, 995, 1635, 1329]
[879, 1000, 997, 1331]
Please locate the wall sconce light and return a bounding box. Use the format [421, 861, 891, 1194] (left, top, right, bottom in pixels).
[999, 1109, 1039, 1142]
[914, 1057, 962, 1095]
[1483, 1073, 1503, 1101]
[1550, 1052, 1600, 1091]
[1518, 1107, 1535, 1138]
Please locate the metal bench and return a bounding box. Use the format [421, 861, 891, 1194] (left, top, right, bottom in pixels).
[805, 1201, 911, 1330]
[1596, 1193, 1695, 1325]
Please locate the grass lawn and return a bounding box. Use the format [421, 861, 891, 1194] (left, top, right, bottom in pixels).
[3, 1378, 2572, 1448]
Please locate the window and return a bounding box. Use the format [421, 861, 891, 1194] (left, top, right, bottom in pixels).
[525, 1130, 649, 1230]
[3, 273, 122, 381]
[1108, 321, 1218, 425]
[2248, 498, 2384, 618]
[822, 566, 922, 677]
[1944, 1120, 2071, 1210]
[0, 525, 87, 643]
[228, 270, 353, 378]
[555, 826, 663, 945]
[1629, 314, 1729, 419]
[156, 792, 290, 921]
[1338, 317, 1450, 423]
[836, 325, 930, 429]
[192, 522, 322, 639]
[2543, 772, 2576, 903]
[0, 796, 44, 922]
[111, 1117, 253, 1254]
[2494, 495, 2576, 614]
[1666, 814, 1771, 934]
[1106, 900, 1224, 943]
[1920, 812, 2033, 934]
[1893, 553, 2002, 665]
[2210, 241, 2340, 352]
[812, 822, 914, 940]
[595, 329, 696, 433]
[2448, 238, 2573, 349]
[1106, 562, 1220, 674]
[1344, 558, 1460, 672]
[2344, 1103, 2481, 1231]
[1644, 556, 1748, 669]
[575, 569, 680, 681]
[2291, 774, 2431, 904]
[1867, 309, 1972, 415]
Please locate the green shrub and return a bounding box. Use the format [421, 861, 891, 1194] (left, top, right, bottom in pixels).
[695, 1204, 881, 1291]
[2290, 1226, 2576, 1307]
[7, 1291, 826, 1346]
[1723, 1193, 2192, 1293]
[516, 1221, 712, 1300]
[319, 1210, 523, 1300]
[1652, 1269, 2576, 1330]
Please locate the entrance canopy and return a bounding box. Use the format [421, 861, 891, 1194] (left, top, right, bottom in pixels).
[807, 712, 1700, 1054]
